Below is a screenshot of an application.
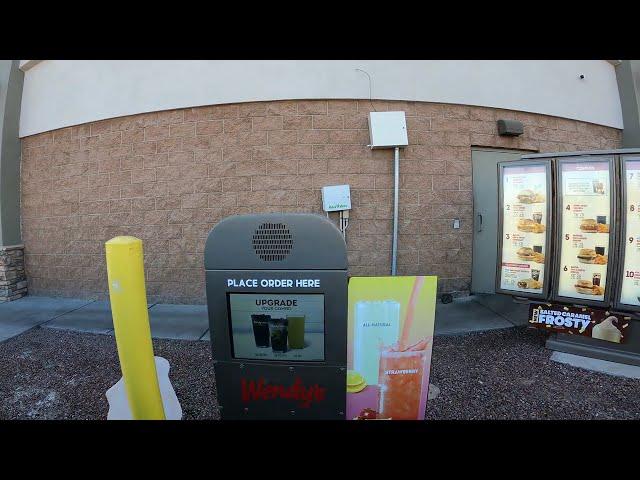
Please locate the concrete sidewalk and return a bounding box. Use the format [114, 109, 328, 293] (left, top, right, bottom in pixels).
[0, 293, 530, 343]
[434, 294, 530, 335]
[0, 296, 209, 342]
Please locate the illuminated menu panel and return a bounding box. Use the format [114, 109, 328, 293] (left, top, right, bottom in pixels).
[499, 164, 548, 295]
[557, 160, 612, 302]
[619, 158, 640, 308]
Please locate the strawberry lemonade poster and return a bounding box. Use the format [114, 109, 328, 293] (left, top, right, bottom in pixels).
[347, 276, 437, 420]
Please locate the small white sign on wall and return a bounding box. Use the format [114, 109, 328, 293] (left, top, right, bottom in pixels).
[322, 184, 351, 212]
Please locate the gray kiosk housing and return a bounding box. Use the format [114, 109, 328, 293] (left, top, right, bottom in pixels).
[204, 213, 348, 419]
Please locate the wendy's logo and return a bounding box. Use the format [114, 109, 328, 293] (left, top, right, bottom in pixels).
[241, 377, 327, 408]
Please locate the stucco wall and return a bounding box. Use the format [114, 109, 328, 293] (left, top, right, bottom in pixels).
[20, 99, 622, 304]
[19, 60, 623, 137]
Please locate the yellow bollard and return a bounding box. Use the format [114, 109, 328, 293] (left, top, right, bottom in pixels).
[105, 236, 165, 420]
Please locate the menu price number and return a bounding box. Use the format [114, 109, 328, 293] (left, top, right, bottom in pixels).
[565, 234, 582, 248]
[630, 205, 639, 212]
[626, 271, 636, 278]
[505, 234, 522, 247]
[566, 204, 592, 217]
[505, 205, 524, 218]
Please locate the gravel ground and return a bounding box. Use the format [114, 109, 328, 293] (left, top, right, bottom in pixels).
[425, 326, 640, 420]
[0, 327, 219, 420]
[0, 325, 638, 420]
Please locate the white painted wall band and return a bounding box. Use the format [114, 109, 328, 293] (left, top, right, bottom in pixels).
[19, 60, 624, 137]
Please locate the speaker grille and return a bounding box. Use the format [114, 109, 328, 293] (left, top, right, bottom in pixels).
[252, 222, 293, 261]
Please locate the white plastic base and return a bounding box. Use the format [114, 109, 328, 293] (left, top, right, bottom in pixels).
[106, 356, 182, 420]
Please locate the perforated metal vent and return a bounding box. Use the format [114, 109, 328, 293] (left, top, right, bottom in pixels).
[252, 222, 293, 261]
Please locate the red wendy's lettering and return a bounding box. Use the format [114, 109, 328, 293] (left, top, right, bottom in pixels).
[241, 377, 327, 408]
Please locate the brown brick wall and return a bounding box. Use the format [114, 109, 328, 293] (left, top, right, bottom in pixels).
[20, 100, 622, 303]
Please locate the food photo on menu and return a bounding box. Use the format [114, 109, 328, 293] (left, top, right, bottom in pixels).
[517, 189, 545, 204]
[574, 279, 605, 296]
[516, 246, 545, 264]
[579, 217, 609, 233]
[499, 165, 549, 294]
[557, 161, 612, 301]
[577, 247, 608, 265]
[517, 217, 546, 233]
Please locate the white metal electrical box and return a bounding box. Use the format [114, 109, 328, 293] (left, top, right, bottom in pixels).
[322, 184, 351, 212]
[368, 111, 408, 149]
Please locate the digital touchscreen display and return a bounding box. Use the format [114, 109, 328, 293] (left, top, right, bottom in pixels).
[229, 293, 325, 361]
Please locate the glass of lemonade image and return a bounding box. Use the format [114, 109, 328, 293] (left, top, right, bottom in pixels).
[251, 314, 271, 348]
[287, 315, 305, 349]
[378, 347, 429, 420]
[354, 301, 400, 385]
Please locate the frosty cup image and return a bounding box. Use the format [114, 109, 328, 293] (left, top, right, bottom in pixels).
[354, 301, 400, 385]
[287, 315, 305, 349]
[378, 343, 429, 420]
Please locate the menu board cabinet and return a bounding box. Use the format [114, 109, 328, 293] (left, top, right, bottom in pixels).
[495, 160, 553, 300]
[552, 156, 618, 308]
[613, 155, 640, 313]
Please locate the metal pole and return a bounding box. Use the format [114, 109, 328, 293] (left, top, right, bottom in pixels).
[391, 146, 399, 275]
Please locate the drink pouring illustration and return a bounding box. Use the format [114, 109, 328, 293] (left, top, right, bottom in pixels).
[347, 276, 437, 420]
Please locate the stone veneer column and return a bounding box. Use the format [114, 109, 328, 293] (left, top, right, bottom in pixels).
[0, 61, 26, 301]
[0, 245, 27, 301]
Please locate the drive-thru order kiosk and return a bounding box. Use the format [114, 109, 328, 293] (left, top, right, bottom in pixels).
[204, 213, 348, 419]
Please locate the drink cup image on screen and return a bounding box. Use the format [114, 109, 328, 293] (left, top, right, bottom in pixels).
[354, 301, 400, 385]
[251, 314, 271, 348]
[287, 315, 305, 349]
[269, 318, 289, 353]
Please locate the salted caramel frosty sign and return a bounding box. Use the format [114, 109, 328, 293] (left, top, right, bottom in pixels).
[529, 303, 630, 343]
[498, 163, 550, 296]
[619, 158, 640, 309]
[556, 159, 613, 304]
